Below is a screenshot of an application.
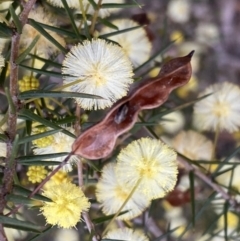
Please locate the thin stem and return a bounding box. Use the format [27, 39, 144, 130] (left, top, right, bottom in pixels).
[77, 160, 98, 241]
[82, 212, 99, 241]
[54, 77, 86, 91]
[30, 153, 74, 197]
[102, 178, 142, 236]
[90, 0, 102, 35]
[78, 3, 90, 30]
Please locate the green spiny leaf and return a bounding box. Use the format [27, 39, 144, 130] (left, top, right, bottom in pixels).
[28, 19, 67, 53]
[99, 25, 142, 38]
[9, 5, 22, 33]
[18, 90, 104, 100]
[61, 0, 82, 40]
[19, 64, 62, 77]
[0, 215, 42, 232]
[19, 109, 75, 138]
[18, 129, 62, 144]
[16, 35, 40, 64]
[18, 153, 69, 162]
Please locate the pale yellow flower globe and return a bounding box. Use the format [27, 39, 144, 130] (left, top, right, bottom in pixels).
[62, 39, 133, 110]
[104, 227, 149, 241]
[101, 19, 152, 67]
[193, 82, 240, 133]
[116, 138, 178, 200]
[96, 163, 150, 220]
[172, 130, 213, 161]
[41, 182, 90, 229]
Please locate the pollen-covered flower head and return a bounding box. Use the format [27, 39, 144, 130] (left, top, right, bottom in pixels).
[33, 126, 79, 171]
[32, 126, 54, 148]
[20, 6, 65, 57]
[40, 182, 90, 228]
[96, 163, 150, 220]
[47, 0, 124, 18]
[18, 76, 40, 92]
[172, 130, 213, 161]
[27, 166, 48, 184]
[101, 19, 152, 67]
[116, 138, 178, 200]
[193, 82, 240, 133]
[104, 227, 149, 241]
[62, 39, 133, 110]
[44, 170, 72, 190]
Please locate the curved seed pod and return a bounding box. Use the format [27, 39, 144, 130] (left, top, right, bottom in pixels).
[72, 51, 194, 159]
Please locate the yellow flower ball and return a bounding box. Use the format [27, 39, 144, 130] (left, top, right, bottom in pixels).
[32, 127, 54, 148]
[193, 82, 240, 133]
[27, 166, 48, 184]
[18, 76, 40, 92]
[116, 138, 178, 200]
[44, 170, 72, 190]
[41, 182, 90, 229]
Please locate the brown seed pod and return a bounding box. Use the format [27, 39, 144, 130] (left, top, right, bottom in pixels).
[72, 51, 194, 159]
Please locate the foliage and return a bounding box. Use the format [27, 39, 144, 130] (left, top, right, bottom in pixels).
[0, 1, 240, 241]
